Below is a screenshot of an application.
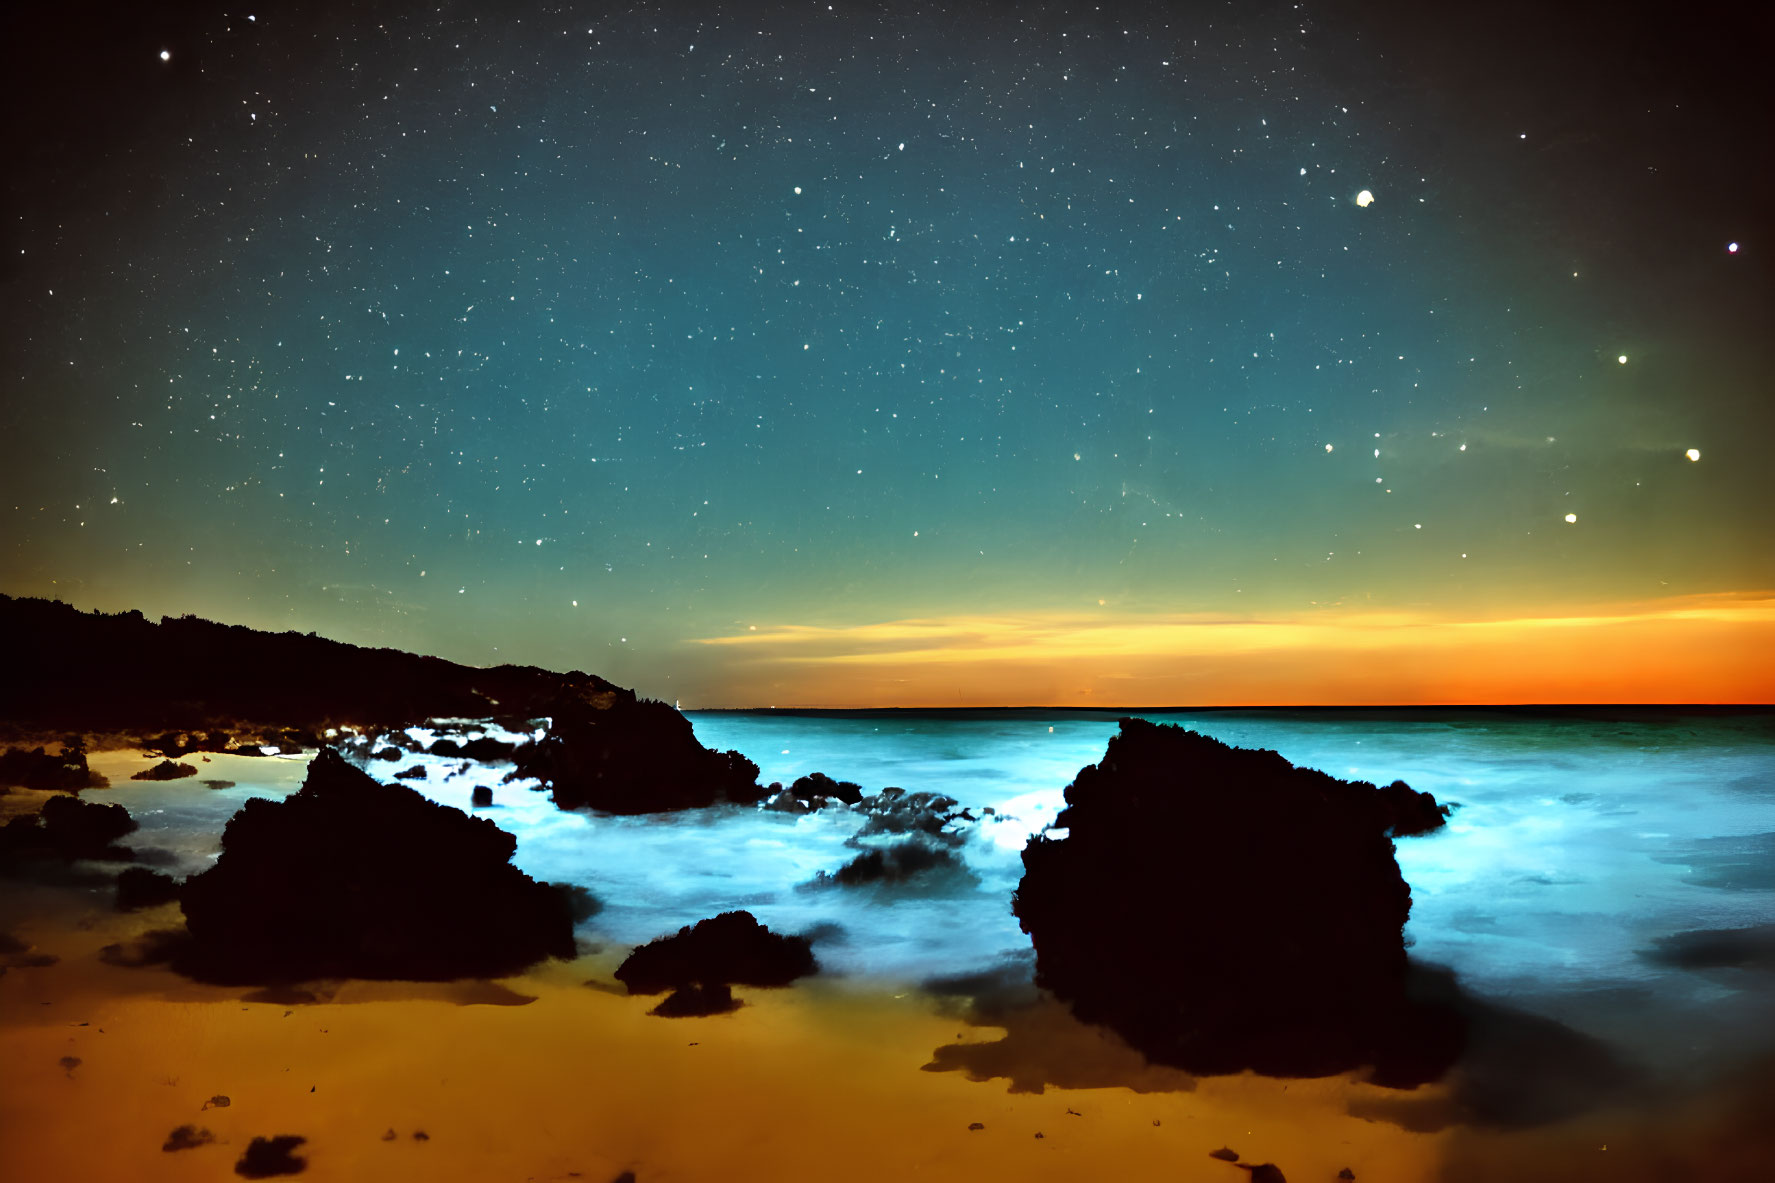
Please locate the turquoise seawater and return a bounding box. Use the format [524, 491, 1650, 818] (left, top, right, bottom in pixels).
[108, 708, 1775, 1084]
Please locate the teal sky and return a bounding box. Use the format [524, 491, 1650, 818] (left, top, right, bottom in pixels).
[4, 0, 1770, 704]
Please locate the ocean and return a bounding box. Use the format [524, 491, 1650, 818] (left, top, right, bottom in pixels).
[108, 708, 1775, 1078]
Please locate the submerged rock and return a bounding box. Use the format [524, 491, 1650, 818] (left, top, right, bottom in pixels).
[615, 910, 816, 997]
[814, 838, 974, 888]
[1013, 718, 1462, 1084]
[511, 693, 763, 814]
[175, 748, 575, 983]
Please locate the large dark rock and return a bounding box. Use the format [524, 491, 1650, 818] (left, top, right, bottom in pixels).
[1013, 718, 1462, 1084]
[1, 793, 137, 863]
[511, 695, 764, 814]
[615, 910, 816, 996]
[175, 748, 575, 983]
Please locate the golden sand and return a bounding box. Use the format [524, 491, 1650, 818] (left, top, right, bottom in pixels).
[0, 887, 1451, 1183]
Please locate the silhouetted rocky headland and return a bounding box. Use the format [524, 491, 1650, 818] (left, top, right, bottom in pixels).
[174, 748, 576, 983]
[1013, 717, 1462, 1084]
[510, 695, 765, 814]
[1, 594, 768, 815]
[0, 593, 626, 732]
[615, 911, 816, 1014]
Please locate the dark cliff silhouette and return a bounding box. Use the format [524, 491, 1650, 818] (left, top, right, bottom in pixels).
[174, 748, 576, 983]
[0, 594, 763, 814]
[1013, 718, 1461, 1085]
[0, 593, 619, 730]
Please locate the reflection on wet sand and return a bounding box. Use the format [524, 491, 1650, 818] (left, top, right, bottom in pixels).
[3, 895, 1447, 1183]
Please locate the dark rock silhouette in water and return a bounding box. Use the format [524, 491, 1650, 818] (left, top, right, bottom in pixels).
[132, 758, 198, 781]
[615, 911, 816, 998]
[1, 793, 137, 863]
[1013, 718, 1462, 1085]
[116, 866, 181, 911]
[175, 748, 575, 983]
[814, 838, 973, 887]
[0, 740, 107, 791]
[787, 771, 864, 807]
[471, 785, 494, 807]
[511, 695, 764, 814]
[852, 787, 971, 843]
[234, 1134, 307, 1177]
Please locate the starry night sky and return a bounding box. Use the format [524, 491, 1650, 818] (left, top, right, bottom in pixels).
[5, 1, 1772, 705]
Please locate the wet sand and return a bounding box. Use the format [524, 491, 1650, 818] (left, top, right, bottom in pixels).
[1, 890, 1446, 1182]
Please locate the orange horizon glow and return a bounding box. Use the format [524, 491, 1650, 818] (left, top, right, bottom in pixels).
[685, 591, 1775, 708]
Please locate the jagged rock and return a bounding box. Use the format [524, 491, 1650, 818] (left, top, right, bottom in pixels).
[470, 785, 494, 807]
[511, 696, 764, 814]
[853, 787, 968, 843]
[615, 911, 816, 996]
[1014, 718, 1462, 1084]
[393, 765, 427, 780]
[175, 748, 575, 983]
[132, 759, 198, 781]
